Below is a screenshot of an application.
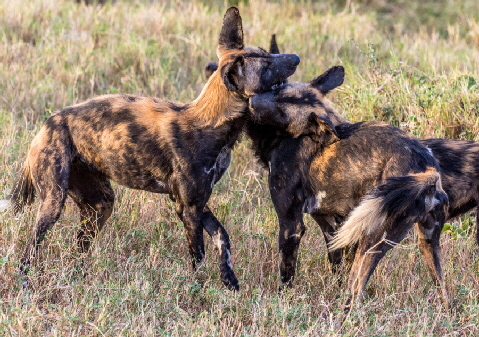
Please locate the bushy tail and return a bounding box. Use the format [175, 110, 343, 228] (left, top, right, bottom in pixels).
[1, 164, 36, 214]
[329, 167, 443, 251]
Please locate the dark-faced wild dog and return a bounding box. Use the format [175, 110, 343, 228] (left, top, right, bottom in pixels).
[306, 105, 479, 275]
[264, 35, 479, 263]
[206, 36, 457, 308]
[2, 7, 300, 290]
[248, 66, 449, 310]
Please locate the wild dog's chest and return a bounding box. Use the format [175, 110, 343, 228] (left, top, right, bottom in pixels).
[303, 191, 327, 214]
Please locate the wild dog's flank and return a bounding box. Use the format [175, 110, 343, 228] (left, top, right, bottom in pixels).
[4, 7, 300, 290]
[248, 66, 449, 310]
[300, 79, 479, 266]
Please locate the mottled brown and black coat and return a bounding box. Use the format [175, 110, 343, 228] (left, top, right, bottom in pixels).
[4, 7, 300, 290]
[248, 66, 449, 310]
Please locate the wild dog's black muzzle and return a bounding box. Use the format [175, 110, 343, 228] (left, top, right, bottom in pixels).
[249, 92, 275, 112]
[281, 54, 300, 67]
[249, 91, 290, 129]
[271, 54, 300, 79]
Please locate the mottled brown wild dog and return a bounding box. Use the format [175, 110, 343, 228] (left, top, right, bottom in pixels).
[2, 7, 300, 290]
[225, 35, 479, 269]
[248, 66, 449, 311]
[286, 81, 479, 270]
[304, 107, 479, 275]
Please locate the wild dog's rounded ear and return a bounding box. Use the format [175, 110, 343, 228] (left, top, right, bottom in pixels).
[310, 113, 340, 144]
[205, 62, 218, 80]
[221, 56, 244, 91]
[269, 34, 280, 54]
[217, 7, 244, 57]
[311, 66, 345, 95]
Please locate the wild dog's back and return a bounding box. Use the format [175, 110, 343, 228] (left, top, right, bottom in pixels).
[309, 120, 441, 217]
[34, 94, 184, 192]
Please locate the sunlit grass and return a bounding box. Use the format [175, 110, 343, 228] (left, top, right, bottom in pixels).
[1, 0, 479, 335]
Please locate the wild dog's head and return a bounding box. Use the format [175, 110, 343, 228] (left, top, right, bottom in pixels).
[216, 8, 300, 97]
[249, 66, 345, 141]
[206, 34, 281, 80]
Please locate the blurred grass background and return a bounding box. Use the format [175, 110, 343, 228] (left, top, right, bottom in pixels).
[1, 0, 479, 335]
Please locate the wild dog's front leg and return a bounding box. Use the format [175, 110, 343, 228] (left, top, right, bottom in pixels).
[175, 202, 206, 271]
[278, 217, 306, 290]
[171, 171, 238, 290]
[416, 216, 449, 307]
[269, 171, 306, 290]
[276, 205, 306, 290]
[278, 223, 305, 290]
[202, 206, 239, 290]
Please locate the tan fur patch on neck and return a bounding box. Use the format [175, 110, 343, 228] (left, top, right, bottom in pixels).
[188, 68, 246, 127]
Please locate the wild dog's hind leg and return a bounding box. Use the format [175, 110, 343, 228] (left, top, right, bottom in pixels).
[344, 220, 414, 311]
[416, 215, 449, 307]
[21, 191, 68, 275]
[202, 206, 239, 290]
[67, 160, 114, 255]
[20, 139, 72, 275]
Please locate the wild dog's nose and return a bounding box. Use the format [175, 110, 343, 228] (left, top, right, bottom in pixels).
[280, 54, 300, 66]
[274, 53, 300, 67]
[290, 54, 300, 66]
[250, 92, 274, 112]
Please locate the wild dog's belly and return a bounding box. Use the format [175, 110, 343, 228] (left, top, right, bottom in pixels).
[303, 188, 363, 218]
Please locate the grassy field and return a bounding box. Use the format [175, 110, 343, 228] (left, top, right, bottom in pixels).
[1, 0, 479, 335]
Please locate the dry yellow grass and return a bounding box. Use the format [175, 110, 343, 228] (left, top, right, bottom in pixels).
[1, 0, 479, 335]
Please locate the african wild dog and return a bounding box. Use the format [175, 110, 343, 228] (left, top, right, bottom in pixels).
[2, 7, 300, 290]
[303, 107, 479, 275]
[261, 35, 479, 266]
[206, 36, 456, 307]
[248, 65, 449, 310]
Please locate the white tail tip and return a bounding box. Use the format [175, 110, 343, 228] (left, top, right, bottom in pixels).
[0, 199, 9, 212]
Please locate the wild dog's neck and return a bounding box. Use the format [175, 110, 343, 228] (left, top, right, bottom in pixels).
[246, 122, 282, 168]
[188, 71, 248, 127]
